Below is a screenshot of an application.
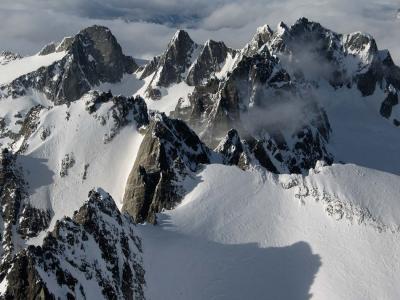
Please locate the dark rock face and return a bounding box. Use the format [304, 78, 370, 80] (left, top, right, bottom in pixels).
[154, 30, 198, 87]
[379, 50, 400, 90]
[0, 25, 137, 104]
[0, 189, 145, 300]
[380, 90, 399, 118]
[249, 139, 279, 173]
[0, 149, 52, 258]
[77, 25, 137, 81]
[143, 30, 200, 99]
[215, 130, 278, 173]
[172, 37, 333, 173]
[0, 148, 26, 256]
[216, 129, 244, 166]
[122, 113, 210, 224]
[138, 56, 160, 80]
[186, 40, 236, 86]
[18, 205, 52, 240]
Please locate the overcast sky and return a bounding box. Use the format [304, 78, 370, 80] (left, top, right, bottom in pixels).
[0, 0, 399, 63]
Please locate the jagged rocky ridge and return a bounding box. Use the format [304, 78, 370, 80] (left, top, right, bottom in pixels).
[121, 18, 400, 222]
[0, 189, 145, 300]
[143, 29, 238, 99]
[122, 105, 330, 223]
[165, 18, 400, 172]
[172, 37, 333, 173]
[0, 25, 137, 104]
[0, 51, 22, 66]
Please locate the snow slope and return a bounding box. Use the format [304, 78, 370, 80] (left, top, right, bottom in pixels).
[6, 92, 144, 238]
[139, 163, 400, 300]
[135, 76, 194, 115]
[96, 73, 145, 96]
[0, 90, 53, 147]
[0, 52, 66, 85]
[317, 82, 400, 175]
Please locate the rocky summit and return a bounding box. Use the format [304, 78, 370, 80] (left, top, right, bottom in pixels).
[0, 17, 400, 300]
[0, 25, 137, 104]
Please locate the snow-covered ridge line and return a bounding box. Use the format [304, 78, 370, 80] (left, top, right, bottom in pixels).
[0, 52, 67, 85]
[143, 162, 400, 299]
[279, 162, 400, 233]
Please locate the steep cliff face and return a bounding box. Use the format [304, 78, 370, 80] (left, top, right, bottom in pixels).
[143, 30, 200, 99]
[122, 113, 210, 224]
[186, 40, 238, 86]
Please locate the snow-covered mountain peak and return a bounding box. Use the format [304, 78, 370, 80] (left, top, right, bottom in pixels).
[170, 29, 193, 45]
[142, 28, 201, 98]
[0, 25, 137, 104]
[257, 24, 273, 35]
[186, 39, 237, 85]
[242, 24, 274, 57]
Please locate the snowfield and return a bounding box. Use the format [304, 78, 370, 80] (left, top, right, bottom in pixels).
[140, 163, 400, 300]
[135, 76, 195, 115]
[318, 82, 400, 175]
[0, 92, 145, 245]
[0, 51, 66, 85]
[96, 73, 145, 97]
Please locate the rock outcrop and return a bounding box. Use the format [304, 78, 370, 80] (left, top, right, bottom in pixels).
[85, 91, 149, 142]
[0, 149, 52, 259]
[144, 30, 201, 99]
[0, 51, 22, 65]
[122, 113, 210, 224]
[186, 40, 237, 86]
[0, 189, 145, 300]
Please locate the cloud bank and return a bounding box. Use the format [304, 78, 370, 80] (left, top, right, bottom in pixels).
[0, 0, 399, 63]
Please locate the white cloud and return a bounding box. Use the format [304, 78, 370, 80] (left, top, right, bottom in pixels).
[0, 0, 399, 64]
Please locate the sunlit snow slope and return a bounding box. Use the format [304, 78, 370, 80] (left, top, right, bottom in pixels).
[140, 163, 400, 300]
[0, 52, 66, 85]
